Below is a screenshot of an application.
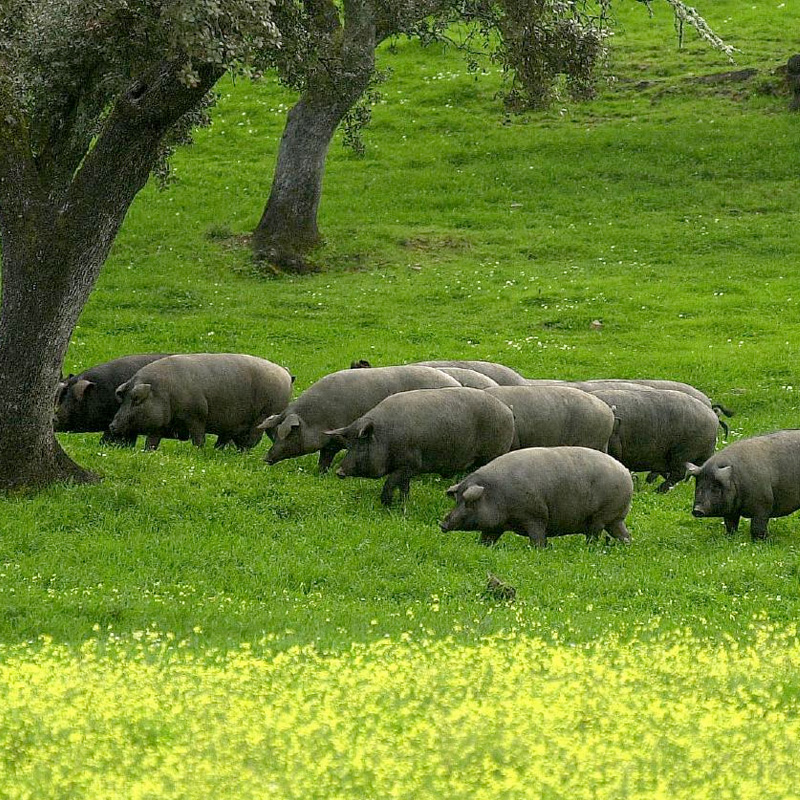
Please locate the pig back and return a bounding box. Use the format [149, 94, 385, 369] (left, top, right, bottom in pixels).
[368, 387, 515, 472]
[590, 388, 717, 472]
[415, 360, 528, 386]
[478, 446, 634, 533]
[294, 365, 461, 431]
[142, 354, 292, 432]
[486, 385, 614, 450]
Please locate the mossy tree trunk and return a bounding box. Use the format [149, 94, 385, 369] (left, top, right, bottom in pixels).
[0, 62, 221, 490]
[251, 0, 377, 270]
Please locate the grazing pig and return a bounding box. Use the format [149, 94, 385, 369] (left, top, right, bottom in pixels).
[440, 447, 633, 547]
[435, 367, 499, 389]
[486, 386, 615, 451]
[54, 354, 171, 445]
[261, 366, 461, 472]
[687, 430, 800, 540]
[415, 360, 528, 386]
[328, 387, 515, 505]
[110, 354, 292, 450]
[593, 379, 733, 435]
[589, 388, 718, 492]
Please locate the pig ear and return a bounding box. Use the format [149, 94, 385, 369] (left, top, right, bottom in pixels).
[462, 484, 485, 503]
[685, 462, 702, 477]
[356, 419, 375, 439]
[611, 407, 621, 435]
[72, 379, 95, 401]
[115, 382, 128, 403]
[445, 484, 460, 499]
[258, 413, 281, 432]
[324, 427, 350, 444]
[276, 413, 301, 440]
[131, 383, 152, 405]
[716, 465, 733, 484]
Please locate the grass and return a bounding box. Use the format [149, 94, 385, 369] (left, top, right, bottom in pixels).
[3, 0, 800, 795]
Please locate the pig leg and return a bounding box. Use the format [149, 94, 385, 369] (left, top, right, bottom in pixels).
[318, 444, 341, 474]
[214, 436, 232, 449]
[723, 514, 740, 535]
[380, 468, 415, 507]
[524, 519, 548, 548]
[750, 515, 770, 541]
[479, 531, 503, 546]
[604, 519, 632, 544]
[144, 435, 161, 450]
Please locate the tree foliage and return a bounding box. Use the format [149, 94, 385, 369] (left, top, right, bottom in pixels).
[0, 0, 283, 194]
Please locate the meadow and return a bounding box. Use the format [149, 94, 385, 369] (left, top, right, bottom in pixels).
[2, 1, 800, 796]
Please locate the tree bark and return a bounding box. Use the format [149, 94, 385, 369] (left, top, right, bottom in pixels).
[0, 61, 222, 491]
[252, 0, 377, 270]
[251, 91, 363, 270]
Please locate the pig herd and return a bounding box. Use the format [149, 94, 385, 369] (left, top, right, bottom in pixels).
[54, 353, 800, 546]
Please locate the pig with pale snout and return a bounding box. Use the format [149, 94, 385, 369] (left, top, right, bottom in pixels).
[110, 354, 292, 450]
[687, 430, 800, 540]
[260, 365, 460, 472]
[328, 387, 515, 505]
[54, 354, 171, 445]
[441, 447, 634, 547]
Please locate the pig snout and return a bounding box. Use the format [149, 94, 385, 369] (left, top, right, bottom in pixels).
[692, 505, 707, 518]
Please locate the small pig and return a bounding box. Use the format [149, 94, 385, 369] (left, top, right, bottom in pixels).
[54, 354, 172, 445]
[486, 385, 614, 451]
[441, 447, 633, 547]
[328, 387, 515, 505]
[260, 365, 460, 472]
[435, 367, 500, 389]
[413, 360, 528, 386]
[687, 430, 800, 540]
[110, 354, 292, 450]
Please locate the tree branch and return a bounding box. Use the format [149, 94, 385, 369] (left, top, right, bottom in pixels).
[60, 60, 224, 257]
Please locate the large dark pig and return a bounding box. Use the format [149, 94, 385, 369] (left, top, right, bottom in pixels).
[687, 430, 800, 540]
[590, 388, 718, 492]
[440, 447, 633, 547]
[110, 354, 292, 450]
[486, 385, 614, 451]
[328, 387, 515, 505]
[54, 354, 171, 445]
[415, 360, 528, 386]
[435, 367, 499, 389]
[261, 366, 461, 472]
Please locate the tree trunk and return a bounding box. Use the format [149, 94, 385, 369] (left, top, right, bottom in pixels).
[0, 61, 222, 491]
[0, 235, 104, 489]
[252, 0, 377, 270]
[251, 92, 358, 270]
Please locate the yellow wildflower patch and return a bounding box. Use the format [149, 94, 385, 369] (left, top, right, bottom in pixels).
[0, 628, 797, 799]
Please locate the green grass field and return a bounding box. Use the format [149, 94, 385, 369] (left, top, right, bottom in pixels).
[3, 2, 800, 796]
